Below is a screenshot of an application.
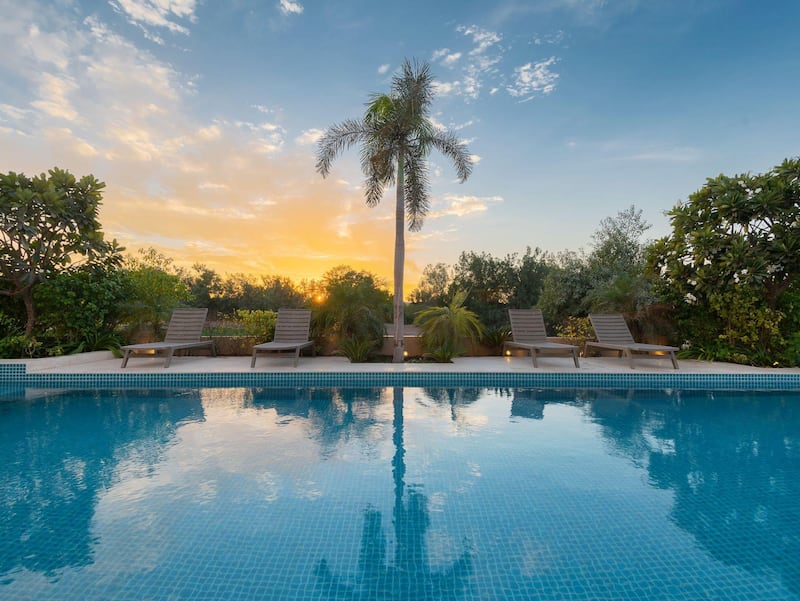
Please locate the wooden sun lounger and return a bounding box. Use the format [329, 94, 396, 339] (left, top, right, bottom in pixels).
[504, 309, 580, 368]
[586, 313, 679, 369]
[121, 308, 215, 368]
[251, 308, 314, 368]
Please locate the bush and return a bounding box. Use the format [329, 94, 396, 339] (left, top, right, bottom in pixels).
[337, 337, 380, 363]
[33, 265, 129, 352]
[235, 309, 278, 342]
[555, 316, 594, 351]
[414, 291, 484, 362]
[0, 335, 42, 359]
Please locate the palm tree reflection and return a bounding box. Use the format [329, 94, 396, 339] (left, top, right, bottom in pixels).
[314, 387, 473, 599]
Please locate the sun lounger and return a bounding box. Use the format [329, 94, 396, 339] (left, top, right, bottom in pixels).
[121, 308, 215, 368]
[504, 309, 580, 367]
[251, 308, 314, 368]
[586, 313, 679, 369]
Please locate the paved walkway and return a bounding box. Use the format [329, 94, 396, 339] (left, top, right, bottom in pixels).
[5, 351, 797, 375]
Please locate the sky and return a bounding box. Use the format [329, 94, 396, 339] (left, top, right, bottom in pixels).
[1, 0, 799, 295]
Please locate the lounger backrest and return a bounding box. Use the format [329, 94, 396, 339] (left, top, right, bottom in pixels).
[163, 308, 208, 342]
[589, 313, 636, 345]
[508, 309, 548, 343]
[273, 309, 312, 343]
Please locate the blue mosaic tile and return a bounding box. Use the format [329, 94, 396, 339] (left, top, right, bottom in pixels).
[3, 367, 800, 391]
[5, 385, 798, 600]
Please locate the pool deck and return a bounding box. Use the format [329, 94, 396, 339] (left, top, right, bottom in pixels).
[4, 350, 799, 375]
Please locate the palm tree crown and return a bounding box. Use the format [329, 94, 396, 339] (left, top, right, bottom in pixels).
[316, 59, 472, 362]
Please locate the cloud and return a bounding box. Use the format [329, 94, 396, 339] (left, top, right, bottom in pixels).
[625, 147, 702, 162]
[458, 25, 503, 55]
[429, 194, 503, 219]
[110, 0, 198, 39]
[533, 30, 566, 45]
[295, 128, 324, 145]
[432, 48, 462, 67]
[433, 23, 562, 103]
[31, 72, 79, 121]
[377, 63, 390, 74]
[507, 57, 559, 101]
[278, 0, 304, 16]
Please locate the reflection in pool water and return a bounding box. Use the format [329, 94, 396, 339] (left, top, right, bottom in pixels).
[0, 386, 798, 600]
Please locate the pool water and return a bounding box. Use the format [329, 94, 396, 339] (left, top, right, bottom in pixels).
[1, 386, 798, 600]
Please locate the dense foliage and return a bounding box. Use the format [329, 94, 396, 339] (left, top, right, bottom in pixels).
[0, 168, 123, 336]
[647, 158, 800, 365]
[313, 266, 391, 362]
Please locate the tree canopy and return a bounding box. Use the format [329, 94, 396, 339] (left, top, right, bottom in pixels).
[0, 168, 122, 336]
[648, 157, 800, 365]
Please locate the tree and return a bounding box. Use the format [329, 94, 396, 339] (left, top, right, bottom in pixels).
[0, 168, 122, 336]
[121, 248, 191, 340]
[316, 59, 472, 362]
[585, 205, 657, 333]
[647, 157, 800, 365]
[184, 263, 223, 313]
[315, 266, 390, 360]
[409, 262, 451, 305]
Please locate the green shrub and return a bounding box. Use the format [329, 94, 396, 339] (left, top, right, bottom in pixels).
[337, 337, 379, 362]
[414, 291, 484, 362]
[0, 336, 42, 359]
[481, 326, 510, 355]
[235, 309, 278, 342]
[34, 265, 129, 352]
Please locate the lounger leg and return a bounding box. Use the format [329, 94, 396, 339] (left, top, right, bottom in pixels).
[669, 351, 679, 369]
[164, 349, 175, 368]
[625, 350, 636, 369]
[293, 348, 300, 368]
[572, 349, 580, 368]
[530, 350, 538, 368]
[121, 350, 131, 368]
[251, 350, 258, 368]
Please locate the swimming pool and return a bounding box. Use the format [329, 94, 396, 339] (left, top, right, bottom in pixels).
[1, 384, 798, 600]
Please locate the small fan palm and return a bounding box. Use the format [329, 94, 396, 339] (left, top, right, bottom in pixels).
[414, 291, 484, 362]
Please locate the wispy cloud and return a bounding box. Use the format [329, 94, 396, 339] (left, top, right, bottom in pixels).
[295, 128, 324, 145]
[625, 147, 703, 162]
[110, 0, 198, 42]
[377, 63, 390, 74]
[278, 0, 304, 16]
[431, 23, 561, 103]
[431, 48, 462, 66]
[429, 194, 503, 219]
[507, 57, 559, 101]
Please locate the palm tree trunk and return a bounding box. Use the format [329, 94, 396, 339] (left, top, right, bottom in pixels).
[392, 157, 405, 363]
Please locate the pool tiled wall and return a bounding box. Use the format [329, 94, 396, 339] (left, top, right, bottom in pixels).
[2, 364, 800, 390]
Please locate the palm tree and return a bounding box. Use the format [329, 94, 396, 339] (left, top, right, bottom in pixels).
[316, 59, 472, 362]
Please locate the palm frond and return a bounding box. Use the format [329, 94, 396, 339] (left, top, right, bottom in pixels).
[429, 130, 473, 183]
[316, 119, 369, 177]
[404, 147, 430, 231]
